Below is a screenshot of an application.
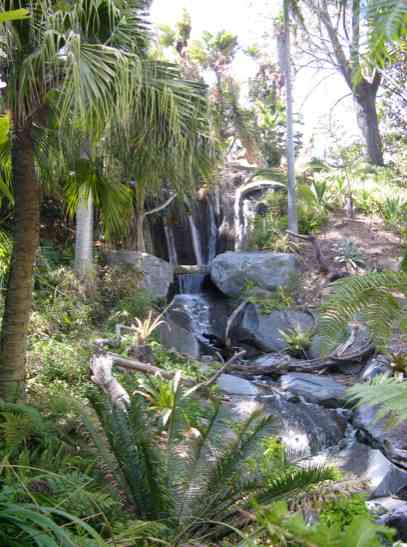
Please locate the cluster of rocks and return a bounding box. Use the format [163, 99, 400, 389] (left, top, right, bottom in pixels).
[108, 249, 407, 540]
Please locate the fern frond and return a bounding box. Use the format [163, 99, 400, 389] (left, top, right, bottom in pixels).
[348, 375, 407, 425]
[320, 272, 407, 353]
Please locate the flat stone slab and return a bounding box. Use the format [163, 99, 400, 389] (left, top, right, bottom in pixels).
[217, 374, 260, 397]
[280, 373, 347, 408]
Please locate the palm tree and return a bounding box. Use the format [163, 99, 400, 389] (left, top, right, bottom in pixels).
[0, 0, 156, 401]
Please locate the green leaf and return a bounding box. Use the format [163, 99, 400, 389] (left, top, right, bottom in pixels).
[0, 9, 30, 23]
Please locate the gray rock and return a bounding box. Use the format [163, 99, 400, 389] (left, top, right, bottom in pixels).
[231, 304, 315, 353]
[220, 393, 348, 457]
[309, 441, 407, 498]
[377, 500, 407, 545]
[210, 251, 299, 297]
[353, 404, 407, 469]
[158, 320, 202, 359]
[217, 374, 260, 396]
[280, 373, 347, 408]
[158, 293, 232, 358]
[360, 355, 392, 381]
[250, 353, 295, 372]
[106, 251, 174, 300]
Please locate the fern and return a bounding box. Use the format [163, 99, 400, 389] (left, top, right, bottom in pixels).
[319, 271, 407, 353]
[348, 375, 407, 425]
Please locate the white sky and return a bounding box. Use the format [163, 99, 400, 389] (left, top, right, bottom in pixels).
[150, 0, 360, 157]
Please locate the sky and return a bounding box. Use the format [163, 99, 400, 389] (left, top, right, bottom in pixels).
[150, 0, 360, 157]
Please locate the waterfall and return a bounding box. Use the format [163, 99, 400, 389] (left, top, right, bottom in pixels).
[163, 220, 178, 265]
[188, 215, 204, 266]
[207, 201, 218, 263]
[234, 180, 286, 251]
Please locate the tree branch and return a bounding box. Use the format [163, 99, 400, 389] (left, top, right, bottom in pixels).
[144, 194, 177, 218]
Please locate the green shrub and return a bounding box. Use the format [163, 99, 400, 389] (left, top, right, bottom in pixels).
[320, 494, 370, 530]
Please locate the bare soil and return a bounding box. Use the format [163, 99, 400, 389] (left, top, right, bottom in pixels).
[295, 210, 403, 308]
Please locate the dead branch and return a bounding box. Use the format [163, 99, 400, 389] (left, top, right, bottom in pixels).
[144, 194, 176, 218]
[225, 301, 248, 349]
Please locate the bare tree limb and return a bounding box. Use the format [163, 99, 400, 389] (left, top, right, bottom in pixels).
[144, 194, 177, 218]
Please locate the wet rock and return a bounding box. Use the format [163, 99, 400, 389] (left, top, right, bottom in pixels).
[217, 374, 260, 396]
[360, 354, 392, 381]
[210, 251, 299, 297]
[231, 304, 315, 353]
[158, 294, 232, 358]
[371, 498, 407, 541]
[353, 404, 407, 469]
[106, 251, 174, 299]
[308, 440, 407, 498]
[279, 373, 347, 408]
[221, 393, 349, 456]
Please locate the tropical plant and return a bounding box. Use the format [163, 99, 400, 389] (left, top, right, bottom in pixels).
[0, 0, 215, 401]
[333, 240, 366, 272]
[237, 500, 393, 546]
[83, 385, 336, 545]
[280, 325, 314, 358]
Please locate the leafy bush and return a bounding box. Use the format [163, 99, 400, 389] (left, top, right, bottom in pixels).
[319, 494, 370, 530]
[242, 500, 394, 546]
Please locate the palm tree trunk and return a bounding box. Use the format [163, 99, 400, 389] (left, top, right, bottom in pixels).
[0, 127, 40, 401]
[282, 0, 298, 232]
[74, 191, 94, 280]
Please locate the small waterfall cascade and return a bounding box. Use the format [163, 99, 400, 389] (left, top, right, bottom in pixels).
[163, 220, 178, 266]
[177, 272, 208, 294]
[188, 214, 204, 266]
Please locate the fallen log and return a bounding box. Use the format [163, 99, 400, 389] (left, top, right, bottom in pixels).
[90, 349, 245, 407]
[230, 340, 374, 376]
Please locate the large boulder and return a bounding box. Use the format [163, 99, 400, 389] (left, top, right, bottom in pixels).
[279, 373, 347, 408]
[106, 251, 174, 300]
[219, 392, 348, 457]
[308, 440, 407, 498]
[231, 304, 315, 353]
[210, 251, 299, 297]
[353, 404, 407, 469]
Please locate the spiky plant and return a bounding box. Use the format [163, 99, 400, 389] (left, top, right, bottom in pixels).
[84, 385, 336, 545]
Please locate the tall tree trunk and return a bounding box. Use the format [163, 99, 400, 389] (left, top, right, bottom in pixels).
[74, 191, 94, 280]
[354, 83, 384, 166]
[282, 0, 298, 232]
[0, 127, 40, 401]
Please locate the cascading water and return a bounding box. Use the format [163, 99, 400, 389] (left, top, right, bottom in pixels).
[163, 220, 178, 265]
[188, 215, 204, 266]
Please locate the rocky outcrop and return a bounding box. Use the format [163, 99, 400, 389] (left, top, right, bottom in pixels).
[106, 251, 174, 300]
[279, 373, 347, 408]
[353, 404, 407, 469]
[230, 304, 315, 353]
[210, 251, 299, 297]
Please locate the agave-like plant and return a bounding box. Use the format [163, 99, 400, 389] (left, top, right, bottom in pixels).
[83, 384, 337, 545]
